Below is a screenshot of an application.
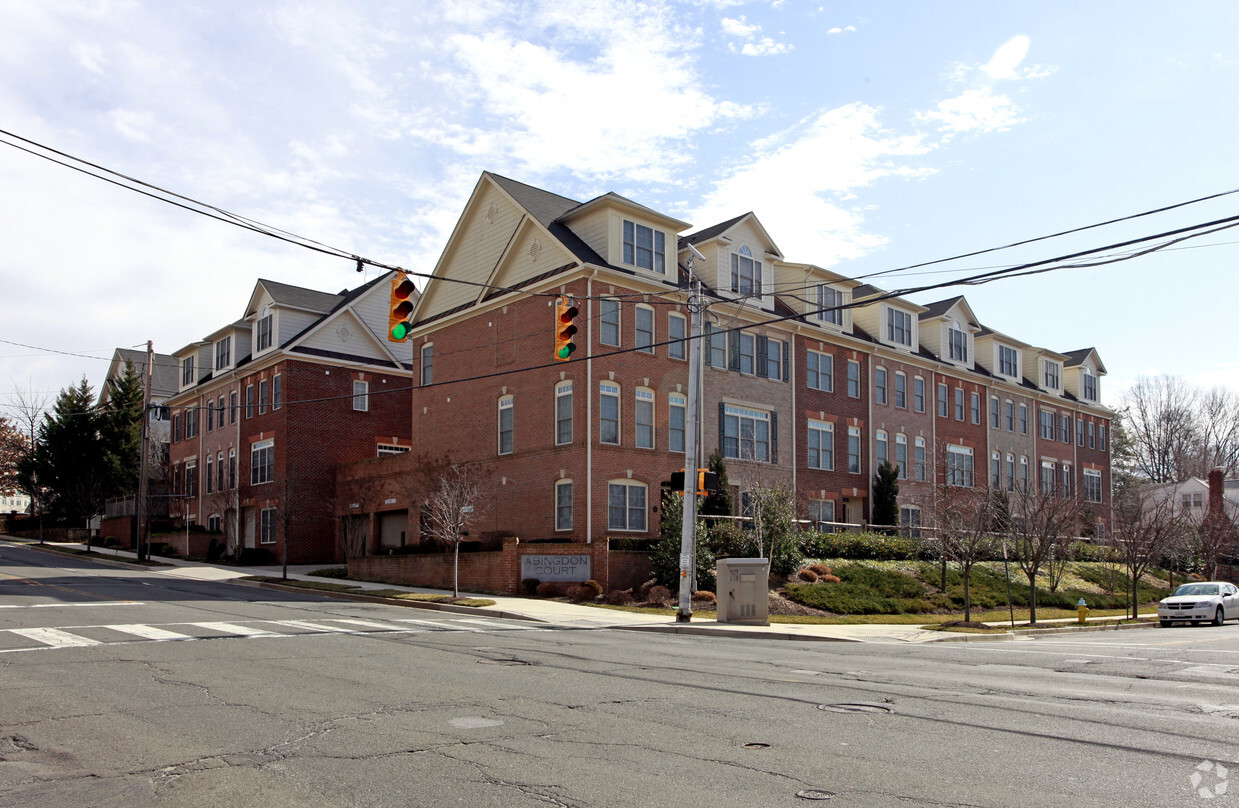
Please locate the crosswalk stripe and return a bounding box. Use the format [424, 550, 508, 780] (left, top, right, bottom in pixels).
[9, 627, 102, 648]
[395, 617, 482, 632]
[455, 617, 545, 631]
[271, 619, 372, 634]
[107, 624, 193, 641]
[330, 618, 414, 631]
[189, 621, 287, 638]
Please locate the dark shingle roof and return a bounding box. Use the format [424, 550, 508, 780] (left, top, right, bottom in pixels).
[258, 278, 344, 313]
[919, 296, 965, 319]
[1062, 348, 1095, 367]
[487, 173, 607, 267]
[681, 213, 749, 246]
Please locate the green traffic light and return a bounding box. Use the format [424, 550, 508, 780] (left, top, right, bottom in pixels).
[557, 343, 575, 359]
[391, 322, 411, 341]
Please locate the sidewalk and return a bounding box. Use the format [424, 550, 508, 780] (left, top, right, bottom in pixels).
[3, 537, 1125, 644]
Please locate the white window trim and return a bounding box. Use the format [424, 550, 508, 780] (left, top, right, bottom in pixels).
[555, 479, 573, 532]
[352, 379, 370, 412]
[498, 395, 514, 455]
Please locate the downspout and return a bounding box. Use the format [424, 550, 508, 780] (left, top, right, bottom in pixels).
[586, 273, 595, 546]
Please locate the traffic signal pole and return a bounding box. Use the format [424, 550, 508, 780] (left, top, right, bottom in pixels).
[676, 272, 704, 622]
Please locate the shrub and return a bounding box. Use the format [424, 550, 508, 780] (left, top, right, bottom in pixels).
[582, 579, 604, 598]
[808, 563, 833, 576]
[797, 568, 819, 582]
[308, 567, 348, 579]
[801, 530, 925, 561]
[605, 590, 635, 606]
[646, 585, 673, 605]
[692, 590, 717, 605]
[819, 574, 841, 583]
[637, 578, 657, 599]
[567, 585, 596, 602]
[535, 581, 568, 598]
[521, 578, 540, 596]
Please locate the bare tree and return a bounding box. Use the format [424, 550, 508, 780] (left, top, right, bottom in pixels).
[926, 483, 1000, 623]
[1110, 485, 1189, 618]
[1121, 375, 1201, 483]
[1195, 387, 1239, 479]
[1008, 476, 1090, 624]
[1182, 495, 1238, 581]
[427, 464, 487, 598]
[331, 477, 387, 561]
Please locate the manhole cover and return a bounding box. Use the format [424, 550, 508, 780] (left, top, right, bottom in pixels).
[743, 742, 771, 749]
[477, 658, 530, 666]
[817, 702, 893, 714]
[796, 789, 836, 800]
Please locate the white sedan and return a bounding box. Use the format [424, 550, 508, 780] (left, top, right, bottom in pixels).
[1158, 581, 1239, 627]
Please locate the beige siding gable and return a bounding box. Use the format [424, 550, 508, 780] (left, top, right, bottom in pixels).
[297, 308, 401, 365]
[416, 180, 526, 323]
[570, 206, 609, 265]
[484, 217, 575, 295]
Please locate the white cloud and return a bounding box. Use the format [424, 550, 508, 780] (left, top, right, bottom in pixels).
[720, 12, 792, 56]
[721, 16, 759, 37]
[916, 87, 1024, 137]
[687, 103, 933, 264]
[108, 108, 156, 141]
[984, 35, 1030, 80]
[741, 37, 793, 56]
[827, 25, 857, 35]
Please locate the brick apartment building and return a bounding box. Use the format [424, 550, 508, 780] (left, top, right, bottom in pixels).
[336, 171, 1114, 566]
[165, 275, 414, 562]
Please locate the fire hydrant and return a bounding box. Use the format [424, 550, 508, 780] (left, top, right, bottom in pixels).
[1077, 598, 1089, 624]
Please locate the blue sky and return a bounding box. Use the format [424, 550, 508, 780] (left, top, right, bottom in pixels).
[2, 0, 1238, 416]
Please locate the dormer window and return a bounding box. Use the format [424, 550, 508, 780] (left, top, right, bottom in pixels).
[886, 307, 912, 347]
[1043, 360, 1061, 390]
[215, 336, 232, 371]
[731, 246, 762, 296]
[998, 345, 1019, 377]
[1082, 370, 1097, 401]
[181, 356, 195, 387]
[256, 307, 274, 352]
[816, 285, 844, 325]
[622, 220, 665, 274]
[947, 322, 968, 363]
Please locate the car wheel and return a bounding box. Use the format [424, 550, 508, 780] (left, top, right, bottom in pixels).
[1192, 621, 1201, 626]
[1160, 620, 1172, 627]
[1214, 607, 1225, 627]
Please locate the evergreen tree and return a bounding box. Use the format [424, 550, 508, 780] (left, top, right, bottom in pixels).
[99, 359, 145, 497]
[872, 460, 900, 527]
[651, 489, 715, 591]
[32, 378, 108, 523]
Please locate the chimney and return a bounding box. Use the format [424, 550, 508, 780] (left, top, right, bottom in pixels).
[1208, 467, 1226, 519]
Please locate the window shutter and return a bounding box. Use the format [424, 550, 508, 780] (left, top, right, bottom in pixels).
[730, 254, 739, 292]
[782, 341, 790, 382]
[770, 411, 778, 464]
[718, 402, 726, 455]
[729, 331, 740, 372]
[756, 336, 768, 378]
[755, 261, 763, 296]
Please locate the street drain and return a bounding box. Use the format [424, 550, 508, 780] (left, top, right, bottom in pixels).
[817, 702, 892, 714]
[477, 658, 530, 666]
[743, 742, 771, 749]
[796, 789, 837, 800]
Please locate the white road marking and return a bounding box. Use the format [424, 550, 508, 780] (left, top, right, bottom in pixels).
[0, 601, 144, 609]
[330, 618, 414, 631]
[106, 624, 194, 641]
[188, 622, 287, 638]
[396, 617, 482, 632]
[9, 627, 102, 648]
[455, 618, 545, 631]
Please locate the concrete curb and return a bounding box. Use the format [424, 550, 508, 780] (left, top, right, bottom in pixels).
[619, 623, 862, 642]
[931, 620, 1159, 642]
[231, 577, 542, 621]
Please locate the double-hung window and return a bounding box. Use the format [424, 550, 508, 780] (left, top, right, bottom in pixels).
[250, 439, 274, 485]
[1083, 469, 1103, 503]
[1039, 409, 1055, 439]
[1043, 360, 1061, 390]
[970, 392, 980, 424]
[915, 437, 927, 481]
[608, 482, 647, 532]
[990, 396, 1000, 428]
[914, 377, 925, 412]
[256, 311, 273, 352]
[272, 375, 282, 410]
[1006, 455, 1015, 492]
[999, 345, 1018, 377]
[205, 455, 213, 494]
[895, 373, 906, 408]
[259, 379, 269, 415]
[669, 393, 686, 453]
[948, 324, 968, 363]
[723, 404, 771, 462]
[352, 380, 369, 412]
[848, 427, 862, 474]
[938, 383, 948, 417]
[623, 220, 665, 273]
[497, 396, 514, 454]
[555, 382, 573, 445]
[807, 420, 833, 470]
[635, 306, 655, 353]
[555, 481, 573, 531]
[1020, 403, 1029, 434]
[895, 434, 907, 479]
[1082, 371, 1097, 401]
[600, 299, 620, 347]
[229, 390, 238, 424]
[807, 350, 833, 392]
[260, 508, 277, 544]
[946, 445, 974, 487]
[215, 337, 231, 371]
[668, 313, 686, 360]
[736, 333, 756, 374]
[731, 247, 761, 296]
[955, 388, 965, 421]
[1005, 400, 1014, 431]
[847, 360, 860, 397]
[705, 323, 727, 368]
[817, 285, 843, 325]
[181, 356, 195, 387]
[876, 430, 888, 465]
[635, 389, 654, 449]
[599, 383, 620, 445]
[875, 368, 887, 405]
[886, 308, 912, 347]
[421, 344, 433, 385]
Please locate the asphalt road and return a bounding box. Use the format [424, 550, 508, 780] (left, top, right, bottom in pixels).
[2, 542, 1237, 808]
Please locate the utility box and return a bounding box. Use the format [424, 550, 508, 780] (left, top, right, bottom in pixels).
[716, 558, 770, 625]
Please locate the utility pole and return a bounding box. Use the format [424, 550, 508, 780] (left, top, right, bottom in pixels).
[134, 341, 153, 561]
[677, 250, 706, 622]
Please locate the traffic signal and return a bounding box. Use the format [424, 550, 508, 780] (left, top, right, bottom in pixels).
[388, 271, 416, 342]
[554, 296, 578, 361]
[668, 469, 720, 496]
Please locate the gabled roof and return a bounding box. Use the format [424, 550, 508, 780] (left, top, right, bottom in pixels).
[245, 278, 344, 318]
[918, 295, 980, 327]
[98, 347, 178, 406]
[282, 272, 393, 349]
[681, 212, 783, 260]
[1063, 347, 1108, 374]
[485, 172, 608, 269]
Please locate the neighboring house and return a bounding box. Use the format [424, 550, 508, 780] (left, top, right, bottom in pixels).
[1144, 472, 1239, 579]
[335, 172, 1115, 574]
[98, 347, 179, 538]
[165, 274, 415, 562]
